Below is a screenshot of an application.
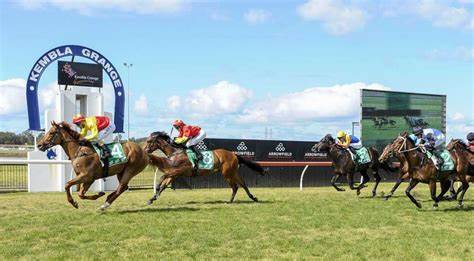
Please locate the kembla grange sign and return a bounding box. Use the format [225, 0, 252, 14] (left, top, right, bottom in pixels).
[26, 45, 125, 132]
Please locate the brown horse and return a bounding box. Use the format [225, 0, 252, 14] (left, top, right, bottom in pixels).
[314, 134, 392, 197]
[37, 121, 148, 210]
[144, 131, 265, 204]
[446, 139, 473, 207]
[378, 132, 453, 209]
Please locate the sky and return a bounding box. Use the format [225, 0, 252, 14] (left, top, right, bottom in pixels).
[0, 0, 472, 141]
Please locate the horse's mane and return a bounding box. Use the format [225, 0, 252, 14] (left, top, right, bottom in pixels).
[452, 139, 467, 147]
[57, 121, 91, 146]
[151, 131, 170, 140]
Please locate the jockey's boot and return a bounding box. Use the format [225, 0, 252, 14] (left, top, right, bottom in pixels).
[433, 150, 444, 170]
[99, 143, 110, 177]
[191, 146, 202, 176]
[349, 147, 359, 163]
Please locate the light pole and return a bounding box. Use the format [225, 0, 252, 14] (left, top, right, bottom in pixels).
[352, 121, 360, 136]
[123, 62, 133, 140]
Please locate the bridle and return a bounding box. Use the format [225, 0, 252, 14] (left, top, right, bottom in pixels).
[395, 136, 419, 154]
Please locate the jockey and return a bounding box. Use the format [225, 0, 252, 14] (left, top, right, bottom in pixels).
[73, 114, 116, 162]
[467, 132, 474, 152]
[172, 120, 207, 172]
[411, 126, 445, 169]
[336, 130, 362, 162]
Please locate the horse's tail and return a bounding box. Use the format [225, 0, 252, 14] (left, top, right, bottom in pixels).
[237, 155, 266, 176]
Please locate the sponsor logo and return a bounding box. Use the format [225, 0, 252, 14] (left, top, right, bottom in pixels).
[268, 143, 292, 158]
[304, 144, 326, 158]
[196, 141, 208, 151]
[234, 142, 255, 157]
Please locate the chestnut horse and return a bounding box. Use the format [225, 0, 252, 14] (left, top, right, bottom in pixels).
[145, 131, 265, 204]
[37, 121, 148, 210]
[446, 139, 473, 207]
[314, 134, 393, 197]
[378, 132, 454, 209]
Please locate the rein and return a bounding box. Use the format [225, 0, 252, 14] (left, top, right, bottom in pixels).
[397, 136, 419, 154]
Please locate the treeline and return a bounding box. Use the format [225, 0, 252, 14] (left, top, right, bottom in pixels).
[0, 131, 36, 145]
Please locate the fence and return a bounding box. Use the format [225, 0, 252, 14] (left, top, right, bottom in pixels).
[0, 164, 27, 192]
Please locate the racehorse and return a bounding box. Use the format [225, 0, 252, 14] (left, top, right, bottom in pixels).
[378, 132, 454, 209]
[145, 131, 265, 204]
[37, 121, 148, 210]
[446, 139, 473, 207]
[314, 134, 392, 197]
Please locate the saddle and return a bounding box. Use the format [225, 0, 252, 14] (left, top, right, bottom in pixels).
[93, 142, 128, 177]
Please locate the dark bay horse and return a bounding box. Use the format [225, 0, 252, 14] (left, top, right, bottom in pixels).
[145, 131, 265, 204]
[314, 134, 392, 197]
[378, 132, 454, 209]
[37, 121, 149, 210]
[446, 139, 473, 207]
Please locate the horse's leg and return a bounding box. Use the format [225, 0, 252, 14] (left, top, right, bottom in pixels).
[331, 174, 345, 191]
[229, 182, 238, 203]
[457, 181, 469, 208]
[347, 172, 358, 191]
[384, 172, 408, 200]
[99, 170, 133, 211]
[147, 176, 173, 205]
[64, 173, 89, 209]
[147, 175, 166, 205]
[371, 170, 381, 198]
[435, 178, 451, 205]
[357, 169, 370, 196]
[429, 180, 439, 209]
[234, 173, 258, 202]
[77, 180, 106, 200]
[405, 179, 421, 208]
[449, 179, 458, 200]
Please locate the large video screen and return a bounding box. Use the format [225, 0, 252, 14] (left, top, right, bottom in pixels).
[361, 89, 446, 151]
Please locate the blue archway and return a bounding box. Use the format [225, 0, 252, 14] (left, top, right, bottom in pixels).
[26, 45, 125, 132]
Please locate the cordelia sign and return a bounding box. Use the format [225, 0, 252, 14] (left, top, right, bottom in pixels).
[26, 45, 125, 132]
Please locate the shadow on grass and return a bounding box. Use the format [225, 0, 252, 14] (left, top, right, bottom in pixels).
[184, 200, 275, 205]
[441, 205, 474, 212]
[117, 206, 200, 214]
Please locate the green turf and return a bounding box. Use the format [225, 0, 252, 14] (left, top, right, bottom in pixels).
[0, 184, 472, 260]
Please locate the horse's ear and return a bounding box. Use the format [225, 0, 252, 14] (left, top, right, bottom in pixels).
[51, 121, 57, 127]
[400, 131, 408, 137]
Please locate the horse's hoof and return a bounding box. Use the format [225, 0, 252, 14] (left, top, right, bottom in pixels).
[371, 192, 376, 198]
[71, 201, 79, 209]
[457, 202, 464, 209]
[356, 190, 361, 196]
[147, 200, 154, 206]
[383, 196, 390, 201]
[252, 197, 259, 202]
[415, 203, 422, 209]
[432, 203, 438, 209]
[98, 202, 111, 211]
[98, 192, 106, 197]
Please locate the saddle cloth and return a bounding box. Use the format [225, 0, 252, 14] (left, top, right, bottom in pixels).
[93, 142, 128, 167]
[426, 149, 454, 171]
[186, 149, 214, 170]
[352, 147, 371, 165]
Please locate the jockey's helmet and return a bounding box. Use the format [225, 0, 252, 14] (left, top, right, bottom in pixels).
[413, 126, 423, 136]
[467, 132, 474, 142]
[173, 119, 185, 128]
[337, 131, 346, 139]
[72, 114, 85, 125]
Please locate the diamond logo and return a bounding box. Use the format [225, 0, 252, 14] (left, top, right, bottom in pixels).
[237, 142, 248, 151]
[275, 143, 286, 152]
[311, 144, 318, 152]
[196, 141, 208, 151]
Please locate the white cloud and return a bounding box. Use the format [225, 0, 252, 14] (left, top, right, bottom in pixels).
[451, 112, 465, 121]
[244, 9, 271, 24]
[18, 0, 186, 15]
[0, 78, 58, 116]
[0, 78, 26, 115]
[167, 95, 181, 111]
[134, 94, 148, 115]
[423, 46, 474, 61]
[237, 82, 390, 124]
[416, 0, 472, 29]
[297, 0, 367, 35]
[167, 81, 252, 117]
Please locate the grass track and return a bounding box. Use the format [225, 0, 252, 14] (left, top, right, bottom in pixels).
[0, 184, 473, 260]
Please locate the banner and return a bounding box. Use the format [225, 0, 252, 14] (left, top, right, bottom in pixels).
[58, 61, 103, 87]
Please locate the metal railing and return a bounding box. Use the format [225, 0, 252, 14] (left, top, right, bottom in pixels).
[0, 164, 28, 192]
